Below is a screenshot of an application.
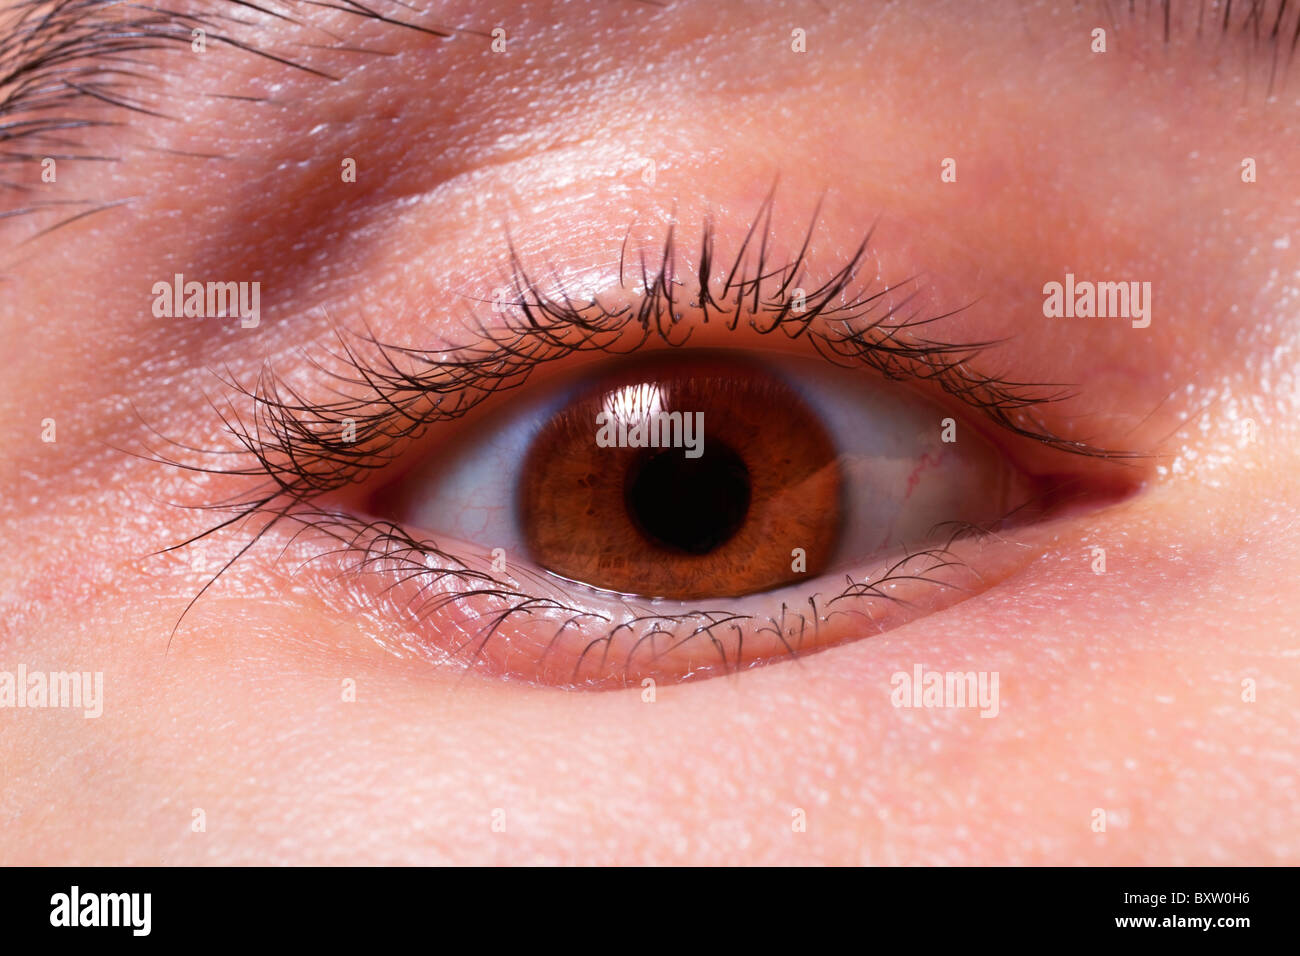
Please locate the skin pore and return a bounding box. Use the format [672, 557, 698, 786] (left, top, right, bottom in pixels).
[0, 0, 1297, 863]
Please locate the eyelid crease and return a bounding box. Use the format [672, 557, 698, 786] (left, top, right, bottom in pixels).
[138, 197, 1149, 649]
[153, 196, 1142, 511]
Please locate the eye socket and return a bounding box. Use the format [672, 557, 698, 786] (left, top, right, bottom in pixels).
[376, 349, 1038, 602]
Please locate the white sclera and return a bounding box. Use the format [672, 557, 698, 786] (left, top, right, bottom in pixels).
[393, 352, 1019, 574]
[397, 381, 570, 552]
[770, 356, 1016, 566]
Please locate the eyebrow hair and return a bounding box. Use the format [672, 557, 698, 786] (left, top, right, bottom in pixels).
[2, 0, 1297, 236]
[0, 0, 451, 232]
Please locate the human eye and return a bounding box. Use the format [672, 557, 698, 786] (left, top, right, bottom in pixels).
[10, 0, 1297, 871]
[158, 201, 1142, 688]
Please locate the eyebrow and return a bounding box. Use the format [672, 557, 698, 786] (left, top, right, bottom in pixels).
[0, 0, 453, 229]
[2, 0, 1297, 231]
[0, 0, 453, 129]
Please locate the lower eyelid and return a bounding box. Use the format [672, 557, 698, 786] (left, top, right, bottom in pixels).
[264, 506, 1058, 689]
[253, 370, 1140, 687]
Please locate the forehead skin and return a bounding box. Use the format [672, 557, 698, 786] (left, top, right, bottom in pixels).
[0, 0, 1297, 863]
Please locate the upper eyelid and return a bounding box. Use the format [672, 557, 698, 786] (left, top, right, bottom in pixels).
[143, 205, 1145, 534]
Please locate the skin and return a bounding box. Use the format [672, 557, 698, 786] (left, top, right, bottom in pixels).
[1, 0, 1297, 864]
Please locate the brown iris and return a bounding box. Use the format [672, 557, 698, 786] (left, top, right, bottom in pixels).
[518, 355, 842, 599]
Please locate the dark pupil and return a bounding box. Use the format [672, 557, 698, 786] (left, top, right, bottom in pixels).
[624, 442, 751, 555]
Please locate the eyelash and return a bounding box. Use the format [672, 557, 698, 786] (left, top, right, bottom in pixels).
[145, 196, 1140, 686]
[282, 507, 989, 685]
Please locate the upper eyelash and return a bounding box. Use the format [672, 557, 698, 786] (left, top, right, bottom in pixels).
[150, 195, 1138, 523]
[138, 196, 1144, 672]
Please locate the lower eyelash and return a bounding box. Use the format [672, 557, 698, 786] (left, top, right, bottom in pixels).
[139, 196, 1143, 678]
[258, 506, 1005, 689]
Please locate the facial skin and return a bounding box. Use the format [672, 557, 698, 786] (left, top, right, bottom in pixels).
[1, 0, 1297, 864]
